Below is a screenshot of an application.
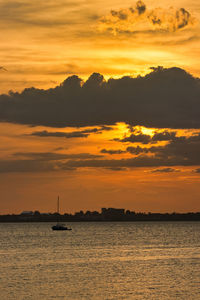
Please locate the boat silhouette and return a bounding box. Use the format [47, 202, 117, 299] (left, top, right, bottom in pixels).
[52, 196, 72, 231]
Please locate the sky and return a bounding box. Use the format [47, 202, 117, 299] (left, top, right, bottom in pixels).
[0, 0, 200, 214]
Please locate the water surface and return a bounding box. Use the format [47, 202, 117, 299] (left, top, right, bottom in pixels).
[1, 222, 200, 299]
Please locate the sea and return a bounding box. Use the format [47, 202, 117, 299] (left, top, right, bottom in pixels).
[0, 222, 200, 300]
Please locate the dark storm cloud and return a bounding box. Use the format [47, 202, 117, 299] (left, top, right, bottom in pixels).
[0, 67, 200, 129]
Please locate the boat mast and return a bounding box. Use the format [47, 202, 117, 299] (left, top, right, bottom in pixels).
[57, 196, 60, 214]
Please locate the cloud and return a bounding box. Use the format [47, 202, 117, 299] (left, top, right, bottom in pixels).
[126, 146, 149, 155]
[54, 147, 66, 151]
[0, 67, 200, 129]
[92, 132, 200, 169]
[0, 151, 103, 173]
[59, 145, 200, 169]
[30, 130, 89, 139]
[58, 156, 171, 169]
[116, 133, 152, 144]
[0, 159, 56, 173]
[100, 125, 114, 131]
[148, 7, 194, 31]
[100, 149, 126, 155]
[0, 66, 7, 72]
[98, 1, 196, 35]
[115, 129, 178, 145]
[0, 1, 86, 28]
[13, 152, 103, 161]
[135, 1, 146, 15]
[152, 131, 177, 141]
[151, 167, 180, 173]
[30, 126, 112, 139]
[2, 131, 200, 172]
[105, 167, 127, 171]
[126, 133, 200, 166]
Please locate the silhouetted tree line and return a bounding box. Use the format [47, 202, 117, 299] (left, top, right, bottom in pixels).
[0, 207, 200, 222]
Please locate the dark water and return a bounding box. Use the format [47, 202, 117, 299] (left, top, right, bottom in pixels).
[1, 222, 200, 299]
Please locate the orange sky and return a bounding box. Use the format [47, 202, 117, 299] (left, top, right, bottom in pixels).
[0, 0, 200, 93]
[0, 0, 200, 214]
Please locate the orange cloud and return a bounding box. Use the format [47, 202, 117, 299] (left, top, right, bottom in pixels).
[99, 1, 196, 35]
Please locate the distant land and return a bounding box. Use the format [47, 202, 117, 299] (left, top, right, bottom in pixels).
[0, 208, 200, 222]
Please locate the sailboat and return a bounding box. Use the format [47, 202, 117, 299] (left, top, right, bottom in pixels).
[52, 196, 72, 231]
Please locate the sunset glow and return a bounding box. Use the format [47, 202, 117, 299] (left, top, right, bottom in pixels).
[0, 0, 200, 214]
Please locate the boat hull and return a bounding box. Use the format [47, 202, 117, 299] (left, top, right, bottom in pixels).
[52, 225, 72, 231]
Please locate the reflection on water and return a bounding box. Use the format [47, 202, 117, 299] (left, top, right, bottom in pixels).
[1, 222, 200, 299]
